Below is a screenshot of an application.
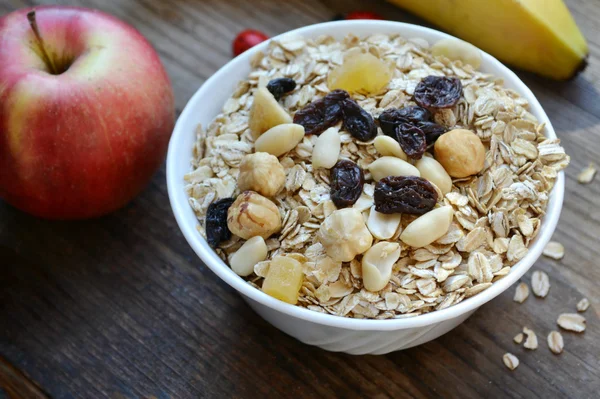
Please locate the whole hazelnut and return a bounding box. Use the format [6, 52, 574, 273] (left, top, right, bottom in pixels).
[238, 152, 285, 197]
[434, 129, 485, 178]
[227, 191, 282, 240]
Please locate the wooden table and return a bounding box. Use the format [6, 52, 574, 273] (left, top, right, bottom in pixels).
[1, 0, 598, 398]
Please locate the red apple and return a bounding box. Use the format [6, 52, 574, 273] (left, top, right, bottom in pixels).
[0, 6, 174, 219]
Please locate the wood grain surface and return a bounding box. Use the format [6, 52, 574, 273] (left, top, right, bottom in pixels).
[1, 0, 599, 398]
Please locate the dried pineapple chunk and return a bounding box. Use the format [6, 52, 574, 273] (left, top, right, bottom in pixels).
[249, 87, 292, 140]
[262, 255, 304, 304]
[327, 52, 391, 94]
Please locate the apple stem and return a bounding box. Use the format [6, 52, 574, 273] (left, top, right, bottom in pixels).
[27, 10, 59, 75]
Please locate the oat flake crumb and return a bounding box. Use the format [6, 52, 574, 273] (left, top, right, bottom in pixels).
[547, 331, 564, 354]
[513, 333, 524, 344]
[522, 327, 538, 350]
[577, 163, 596, 184]
[543, 241, 564, 260]
[557, 313, 586, 332]
[576, 298, 590, 312]
[531, 270, 550, 298]
[513, 282, 529, 303]
[503, 353, 519, 370]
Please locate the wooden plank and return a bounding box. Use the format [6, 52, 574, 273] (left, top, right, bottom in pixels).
[1, 0, 599, 398]
[0, 355, 49, 399]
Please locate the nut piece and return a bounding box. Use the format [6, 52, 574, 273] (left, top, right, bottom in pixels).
[255, 123, 305, 157]
[238, 152, 285, 197]
[547, 331, 564, 354]
[227, 191, 282, 240]
[362, 242, 401, 292]
[262, 255, 304, 304]
[229, 236, 268, 276]
[431, 38, 482, 69]
[373, 136, 408, 161]
[312, 127, 341, 169]
[502, 353, 519, 370]
[415, 156, 453, 195]
[366, 205, 402, 240]
[434, 129, 485, 178]
[249, 87, 292, 139]
[400, 206, 454, 248]
[368, 156, 420, 181]
[317, 208, 373, 262]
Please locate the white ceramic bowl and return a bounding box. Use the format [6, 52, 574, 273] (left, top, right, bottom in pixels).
[167, 20, 564, 355]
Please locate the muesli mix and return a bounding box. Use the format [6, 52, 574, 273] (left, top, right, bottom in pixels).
[184, 33, 569, 319]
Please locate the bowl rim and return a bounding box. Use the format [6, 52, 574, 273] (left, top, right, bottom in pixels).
[167, 20, 564, 331]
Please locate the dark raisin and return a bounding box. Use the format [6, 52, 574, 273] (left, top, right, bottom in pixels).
[293, 89, 349, 135]
[374, 176, 438, 215]
[266, 77, 297, 101]
[378, 106, 432, 137]
[395, 123, 427, 159]
[417, 121, 448, 146]
[330, 159, 364, 208]
[341, 99, 377, 141]
[413, 76, 462, 109]
[205, 198, 235, 248]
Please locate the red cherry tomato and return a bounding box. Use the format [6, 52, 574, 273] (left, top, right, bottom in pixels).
[345, 11, 383, 20]
[233, 29, 269, 56]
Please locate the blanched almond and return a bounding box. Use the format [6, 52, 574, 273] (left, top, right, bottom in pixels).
[366, 205, 402, 240]
[400, 206, 454, 248]
[368, 156, 420, 181]
[230, 236, 268, 276]
[362, 242, 401, 292]
[255, 123, 305, 157]
[415, 156, 452, 195]
[312, 127, 340, 169]
[373, 136, 408, 160]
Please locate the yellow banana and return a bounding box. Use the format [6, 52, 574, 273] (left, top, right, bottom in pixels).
[389, 0, 588, 80]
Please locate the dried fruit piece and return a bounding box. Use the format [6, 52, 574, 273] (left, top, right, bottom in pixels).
[374, 176, 438, 214]
[262, 255, 304, 304]
[378, 106, 431, 136]
[249, 87, 292, 139]
[395, 123, 427, 159]
[330, 159, 365, 208]
[232, 29, 268, 56]
[503, 353, 519, 370]
[341, 98, 377, 141]
[266, 77, 297, 101]
[327, 52, 391, 94]
[206, 198, 235, 248]
[293, 89, 349, 135]
[414, 76, 462, 109]
[418, 121, 448, 145]
[547, 331, 564, 354]
[557, 313, 586, 332]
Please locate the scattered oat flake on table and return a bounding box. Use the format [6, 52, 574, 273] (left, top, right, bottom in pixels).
[557, 313, 586, 332]
[522, 327, 538, 350]
[577, 163, 596, 184]
[547, 331, 564, 354]
[503, 353, 519, 370]
[543, 241, 564, 260]
[513, 333, 524, 344]
[576, 298, 590, 312]
[531, 270, 550, 297]
[513, 282, 529, 303]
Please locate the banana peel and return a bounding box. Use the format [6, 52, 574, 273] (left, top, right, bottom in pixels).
[388, 0, 588, 80]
